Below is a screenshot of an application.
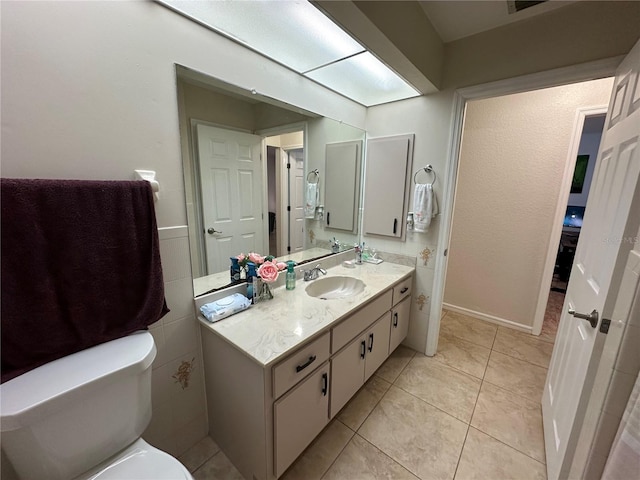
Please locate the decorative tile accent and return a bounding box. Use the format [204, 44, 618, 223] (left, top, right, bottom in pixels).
[419, 247, 433, 266]
[173, 357, 196, 389]
[416, 293, 429, 311]
[309, 229, 315, 243]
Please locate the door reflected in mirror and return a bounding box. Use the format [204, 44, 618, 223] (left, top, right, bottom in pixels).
[175, 65, 365, 297]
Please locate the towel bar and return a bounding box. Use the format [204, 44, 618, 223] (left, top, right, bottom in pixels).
[306, 169, 320, 184]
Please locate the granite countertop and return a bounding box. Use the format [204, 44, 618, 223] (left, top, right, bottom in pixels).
[198, 261, 415, 368]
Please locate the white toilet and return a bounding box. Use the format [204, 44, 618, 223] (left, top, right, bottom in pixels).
[0, 331, 193, 480]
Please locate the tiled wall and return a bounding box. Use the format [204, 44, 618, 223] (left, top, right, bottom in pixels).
[143, 226, 208, 457]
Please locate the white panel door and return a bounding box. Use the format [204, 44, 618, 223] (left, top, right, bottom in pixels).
[324, 141, 361, 232]
[196, 124, 264, 274]
[542, 39, 640, 480]
[289, 148, 305, 254]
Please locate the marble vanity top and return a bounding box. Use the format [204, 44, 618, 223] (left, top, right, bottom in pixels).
[198, 261, 414, 368]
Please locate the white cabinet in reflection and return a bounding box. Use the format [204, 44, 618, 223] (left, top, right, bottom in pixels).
[324, 140, 362, 233]
[362, 134, 414, 239]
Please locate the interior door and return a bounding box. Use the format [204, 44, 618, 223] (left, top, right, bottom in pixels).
[196, 124, 264, 274]
[288, 148, 305, 254]
[542, 40, 640, 480]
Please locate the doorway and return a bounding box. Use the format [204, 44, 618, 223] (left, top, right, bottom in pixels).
[265, 129, 305, 258]
[543, 113, 606, 342]
[441, 78, 613, 337]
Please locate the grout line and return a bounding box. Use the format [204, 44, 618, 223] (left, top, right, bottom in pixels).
[391, 382, 474, 425]
[354, 433, 424, 480]
[467, 425, 547, 466]
[316, 422, 355, 480]
[452, 424, 472, 480]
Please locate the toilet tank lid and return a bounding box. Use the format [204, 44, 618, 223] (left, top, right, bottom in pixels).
[0, 331, 156, 432]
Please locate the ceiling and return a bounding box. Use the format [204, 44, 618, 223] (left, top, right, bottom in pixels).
[418, 0, 579, 43]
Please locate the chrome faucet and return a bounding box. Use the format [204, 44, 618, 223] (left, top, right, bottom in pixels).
[303, 264, 327, 281]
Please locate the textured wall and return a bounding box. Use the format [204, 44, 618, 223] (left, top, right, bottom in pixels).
[444, 78, 614, 328]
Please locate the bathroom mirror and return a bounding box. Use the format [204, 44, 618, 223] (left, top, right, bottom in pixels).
[176, 66, 365, 297]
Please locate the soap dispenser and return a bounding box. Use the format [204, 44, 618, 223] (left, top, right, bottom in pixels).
[286, 261, 296, 290]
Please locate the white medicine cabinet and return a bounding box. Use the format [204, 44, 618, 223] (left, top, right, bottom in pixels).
[323, 140, 362, 233]
[362, 133, 414, 240]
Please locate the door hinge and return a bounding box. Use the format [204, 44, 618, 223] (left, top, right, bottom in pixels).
[287, 206, 291, 212]
[287, 163, 291, 169]
[444, 249, 448, 257]
[600, 318, 611, 334]
[287, 246, 291, 252]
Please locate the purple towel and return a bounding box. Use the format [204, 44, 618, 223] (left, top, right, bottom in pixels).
[1, 178, 169, 383]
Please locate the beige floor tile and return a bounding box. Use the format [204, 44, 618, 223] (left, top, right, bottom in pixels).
[440, 311, 497, 348]
[434, 331, 491, 379]
[193, 451, 244, 480]
[484, 350, 548, 399]
[282, 421, 354, 480]
[322, 434, 419, 480]
[470, 382, 545, 463]
[338, 375, 391, 431]
[455, 428, 547, 480]
[178, 435, 220, 472]
[375, 345, 416, 383]
[359, 386, 468, 480]
[395, 355, 481, 423]
[493, 327, 554, 368]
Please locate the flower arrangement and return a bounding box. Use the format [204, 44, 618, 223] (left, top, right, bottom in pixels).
[235, 252, 287, 283]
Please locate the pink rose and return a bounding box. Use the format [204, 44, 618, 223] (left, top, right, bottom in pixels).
[249, 252, 265, 265]
[276, 262, 287, 271]
[257, 261, 279, 283]
[236, 253, 246, 263]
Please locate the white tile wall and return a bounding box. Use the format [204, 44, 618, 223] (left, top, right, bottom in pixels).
[143, 226, 207, 457]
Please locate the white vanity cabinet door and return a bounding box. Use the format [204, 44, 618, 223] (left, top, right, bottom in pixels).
[362, 134, 414, 239]
[274, 363, 330, 478]
[389, 296, 411, 353]
[364, 313, 391, 381]
[330, 313, 392, 417]
[330, 334, 366, 418]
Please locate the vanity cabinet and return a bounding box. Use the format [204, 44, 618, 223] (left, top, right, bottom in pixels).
[199, 270, 414, 480]
[274, 363, 330, 478]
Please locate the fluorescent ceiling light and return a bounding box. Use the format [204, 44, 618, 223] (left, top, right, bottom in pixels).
[158, 0, 420, 106]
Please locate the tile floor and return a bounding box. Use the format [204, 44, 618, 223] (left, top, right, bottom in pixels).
[179, 309, 558, 480]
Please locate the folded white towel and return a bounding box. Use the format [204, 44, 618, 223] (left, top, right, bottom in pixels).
[200, 293, 251, 323]
[304, 182, 318, 218]
[413, 184, 438, 232]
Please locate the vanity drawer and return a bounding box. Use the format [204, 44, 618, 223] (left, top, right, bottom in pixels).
[392, 276, 412, 306]
[332, 290, 392, 353]
[273, 332, 330, 399]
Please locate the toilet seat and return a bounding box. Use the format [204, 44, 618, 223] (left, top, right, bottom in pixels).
[78, 439, 193, 480]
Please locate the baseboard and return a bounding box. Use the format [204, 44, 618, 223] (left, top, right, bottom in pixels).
[442, 303, 532, 334]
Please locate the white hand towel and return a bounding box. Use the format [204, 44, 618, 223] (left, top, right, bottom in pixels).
[413, 183, 438, 232]
[304, 182, 318, 218]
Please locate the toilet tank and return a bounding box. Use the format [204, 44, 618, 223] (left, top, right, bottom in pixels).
[0, 331, 157, 480]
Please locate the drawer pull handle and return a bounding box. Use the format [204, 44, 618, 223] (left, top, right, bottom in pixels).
[393, 218, 398, 234]
[296, 355, 317, 373]
[327, 212, 330, 225]
[368, 333, 374, 352]
[393, 312, 399, 327]
[321, 373, 328, 396]
[400, 287, 408, 294]
[360, 340, 366, 359]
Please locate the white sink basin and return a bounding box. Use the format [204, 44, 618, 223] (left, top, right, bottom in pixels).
[305, 276, 365, 300]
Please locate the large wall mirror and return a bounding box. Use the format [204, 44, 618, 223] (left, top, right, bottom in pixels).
[176, 66, 365, 297]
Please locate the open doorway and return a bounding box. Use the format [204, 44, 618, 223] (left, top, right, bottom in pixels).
[265, 130, 305, 258]
[441, 77, 613, 338]
[543, 113, 606, 341]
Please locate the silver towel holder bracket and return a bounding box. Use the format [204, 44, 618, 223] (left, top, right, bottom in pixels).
[413, 165, 436, 186]
[307, 169, 320, 184]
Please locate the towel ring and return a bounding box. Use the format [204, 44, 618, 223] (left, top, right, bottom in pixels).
[413, 165, 436, 186]
[307, 169, 320, 184]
